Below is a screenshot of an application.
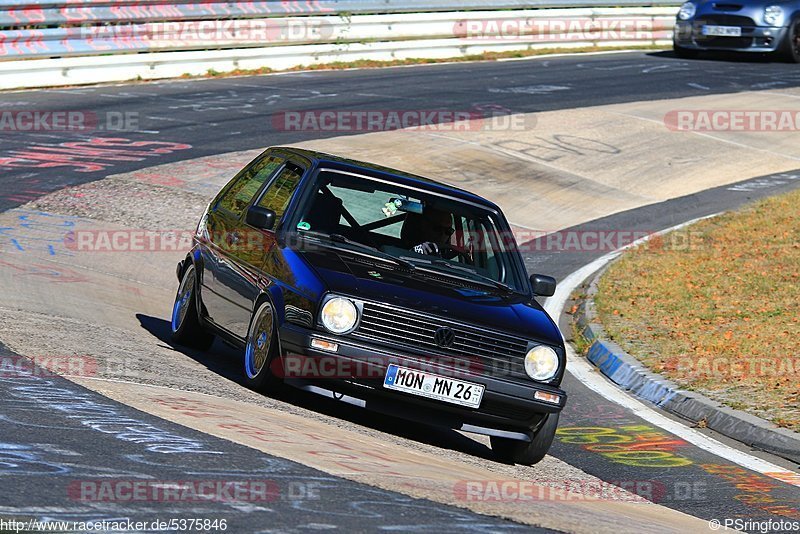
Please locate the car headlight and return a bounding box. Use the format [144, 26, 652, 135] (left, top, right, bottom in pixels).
[764, 5, 783, 25]
[524, 345, 559, 381]
[678, 2, 696, 20]
[320, 297, 358, 334]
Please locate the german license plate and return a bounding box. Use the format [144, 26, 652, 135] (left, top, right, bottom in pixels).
[383, 364, 484, 408]
[702, 25, 742, 37]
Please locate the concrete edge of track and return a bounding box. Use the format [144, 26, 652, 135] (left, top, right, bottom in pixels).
[572, 262, 800, 465]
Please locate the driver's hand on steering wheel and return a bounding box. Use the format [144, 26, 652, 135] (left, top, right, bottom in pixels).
[413, 242, 440, 255]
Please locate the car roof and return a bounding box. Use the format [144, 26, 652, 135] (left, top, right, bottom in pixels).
[274, 146, 501, 210]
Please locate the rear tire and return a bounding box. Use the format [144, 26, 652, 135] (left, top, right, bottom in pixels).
[243, 300, 284, 393]
[491, 413, 559, 466]
[780, 20, 800, 63]
[171, 264, 214, 350]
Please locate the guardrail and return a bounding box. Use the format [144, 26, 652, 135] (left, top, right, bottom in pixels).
[0, 1, 680, 90]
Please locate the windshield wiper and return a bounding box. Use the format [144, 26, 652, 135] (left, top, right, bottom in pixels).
[300, 231, 416, 272]
[409, 257, 515, 294]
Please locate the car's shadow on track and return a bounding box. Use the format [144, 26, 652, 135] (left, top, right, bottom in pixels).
[136, 313, 498, 463]
[648, 50, 780, 63]
[137, 313, 243, 383]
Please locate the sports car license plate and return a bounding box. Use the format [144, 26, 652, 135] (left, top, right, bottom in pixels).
[383, 364, 484, 408]
[702, 25, 742, 37]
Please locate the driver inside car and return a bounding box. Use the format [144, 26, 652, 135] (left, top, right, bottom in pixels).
[401, 208, 463, 259]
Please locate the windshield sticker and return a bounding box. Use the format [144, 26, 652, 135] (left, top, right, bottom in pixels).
[381, 201, 398, 218]
[297, 221, 311, 231]
[383, 197, 424, 217]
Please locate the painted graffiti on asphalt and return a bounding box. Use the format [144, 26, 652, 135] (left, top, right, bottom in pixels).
[0, 138, 192, 173]
[0, 210, 77, 256]
[3, 372, 222, 455]
[701, 464, 800, 520]
[556, 425, 693, 468]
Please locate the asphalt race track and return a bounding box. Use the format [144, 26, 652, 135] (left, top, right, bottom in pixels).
[1, 51, 799, 532]
[0, 344, 531, 532]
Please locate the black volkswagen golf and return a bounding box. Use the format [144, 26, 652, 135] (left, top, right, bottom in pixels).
[171, 146, 567, 465]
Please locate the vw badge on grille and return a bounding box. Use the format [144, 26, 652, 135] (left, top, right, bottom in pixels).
[434, 327, 455, 348]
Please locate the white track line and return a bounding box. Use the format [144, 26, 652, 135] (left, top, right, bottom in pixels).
[544, 215, 800, 487]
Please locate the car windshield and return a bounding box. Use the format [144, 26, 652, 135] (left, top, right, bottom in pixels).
[293, 169, 526, 293]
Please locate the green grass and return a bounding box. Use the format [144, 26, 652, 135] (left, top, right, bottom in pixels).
[595, 189, 800, 431]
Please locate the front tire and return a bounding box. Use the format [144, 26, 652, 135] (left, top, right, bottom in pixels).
[243, 300, 284, 393]
[780, 20, 800, 63]
[171, 264, 214, 350]
[491, 413, 559, 466]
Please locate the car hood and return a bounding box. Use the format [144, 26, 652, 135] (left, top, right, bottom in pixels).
[299, 246, 562, 346]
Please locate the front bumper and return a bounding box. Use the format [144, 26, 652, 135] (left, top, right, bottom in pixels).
[278, 323, 567, 441]
[674, 21, 788, 52]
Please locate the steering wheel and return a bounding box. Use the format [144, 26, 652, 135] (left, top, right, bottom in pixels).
[440, 243, 474, 264]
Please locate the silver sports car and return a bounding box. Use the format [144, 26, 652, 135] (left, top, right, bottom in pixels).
[673, 0, 800, 61]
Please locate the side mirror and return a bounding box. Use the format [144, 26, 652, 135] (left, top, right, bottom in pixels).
[530, 274, 557, 297]
[245, 206, 276, 231]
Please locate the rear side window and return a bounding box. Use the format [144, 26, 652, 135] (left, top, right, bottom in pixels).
[256, 164, 304, 227]
[216, 154, 284, 217]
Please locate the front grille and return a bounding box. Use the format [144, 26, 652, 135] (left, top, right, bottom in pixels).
[712, 3, 743, 11]
[694, 16, 756, 49]
[696, 14, 755, 26]
[353, 301, 529, 380]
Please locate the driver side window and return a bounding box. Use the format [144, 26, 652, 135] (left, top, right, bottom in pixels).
[216, 154, 284, 218]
